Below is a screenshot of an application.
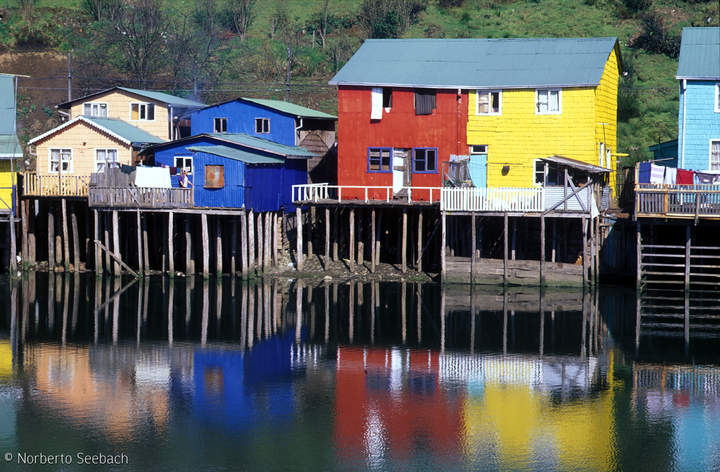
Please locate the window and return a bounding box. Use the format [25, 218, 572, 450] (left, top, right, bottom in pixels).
[536, 89, 561, 114]
[205, 165, 225, 189]
[130, 102, 155, 121]
[49, 148, 72, 173]
[214, 117, 227, 133]
[382, 88, 392, 108]
[83, 102, 107, 117]
[95, 148, 118, 172]
[476, 91, 501, 115]
[470, 145, 488, 155]
[368, 147, 392, 172]
[711, 140, 720, 170]
[534, 159, 546, 185]
[414, 90, 436, 115]
[174, 156, 193, 174]
[255, 118, 269, 134]
[413, 148, 437, 173]
[715, 84, 720, 113]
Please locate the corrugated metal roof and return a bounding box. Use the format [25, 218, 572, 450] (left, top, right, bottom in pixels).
[541, 155, 611, 173]
[329, 37, 619, 89]
[0, 75, 16, 136]
[85, 117, 166, 144]
[57, 86, 205, 109]
[187, 145, 284, 164]
[241, 98, 336, 119]
[0, 135, 22, 158]
[677, 27, 720, 79]
[210, 133, 316, 158]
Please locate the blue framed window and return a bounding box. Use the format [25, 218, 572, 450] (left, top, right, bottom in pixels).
[368, 147, 392, 173]
[413, 148, 438, 173]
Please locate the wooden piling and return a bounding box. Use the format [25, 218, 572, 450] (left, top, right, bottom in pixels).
[257, 212, 264, 271]
[264, 212, 271, 269]
[48, 205, 55, 271]
[685, 224, 691, 290]
[503, 213, 508, 285]
[61, 199, 70, 270]
[357, 211, 364, 267]
[142, 213, 149, 274]
[168, 212, 175, 276]
[551, 219, 557, 263]
[231, 217, 237, 276]
[324, 208, 330, 265]
[296, 207, 303, 271]
[105, 213, 112, 272]
[20, 200, 27, 268]
[112, 210, 120, 276]
[216, 217, 223, 276]
[370, 209, 376, 273]
[241, 212, 248, 277]
[8, 207, 16, 274]
[349, 208, 355, 265]
[401, 208, 407, 273]
[71, 205, 79, 272]
[441, 211, 447, 278]
[582, 216, 588, 287]
[201, 213, 209, 277]
[471, 212, 476, 281]
[333, 209, 339, 262]
[417, 210, 423, 272]
[511, 218, 517, 260]
[636, 222, 642, 291]
[248, 210, 255, 273]
[540, 214, 545, 286]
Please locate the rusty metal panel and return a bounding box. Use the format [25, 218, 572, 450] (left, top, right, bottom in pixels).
[205, 165, 225, 189]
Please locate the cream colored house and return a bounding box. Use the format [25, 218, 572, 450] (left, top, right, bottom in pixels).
[56, 86, 205, 140]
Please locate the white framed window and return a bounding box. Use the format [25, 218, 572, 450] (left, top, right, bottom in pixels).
[715, 84, 720, 113]
[255, 118, 269, 134]
[49, 148, 72, 173]
[536, 89, 561, 114]
[710, 140, 720, 170]
[175, 156, 193, 174]
[130, 102, 155, 121]
[94, 148, 118, 172]
[534, 159, 546, 185]
[83, 102, 108, 117]
[599, 142, 605, 167]
[214, 117, 227, 133]
[476, 90, 501, 115]
[469, 144, 488, 155]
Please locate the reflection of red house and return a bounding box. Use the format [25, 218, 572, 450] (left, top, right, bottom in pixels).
[334, 346, 464, 460]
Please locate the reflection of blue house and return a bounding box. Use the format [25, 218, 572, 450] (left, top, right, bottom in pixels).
[677, 27, 720, 170]
[150, 133, 313, 211]
[190, 331, 300, 430]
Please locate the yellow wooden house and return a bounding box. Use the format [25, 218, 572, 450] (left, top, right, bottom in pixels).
[0, 74, 22, 214]
[56, 86, 205, 141]
[464, 37, 621, 191]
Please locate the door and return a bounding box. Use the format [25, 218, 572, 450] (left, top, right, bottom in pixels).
[468, 146, 487, 187]
[393, 148, 411, 194]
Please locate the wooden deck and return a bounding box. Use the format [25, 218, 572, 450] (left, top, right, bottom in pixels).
[88, 187, 193, 209]
[635, 184, 720, 219]
[23, 173, 89, 198]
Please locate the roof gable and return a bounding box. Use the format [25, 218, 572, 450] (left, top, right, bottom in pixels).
[28, 116, 165, 146]
[57, 86, 205, 110]
[677, 27, 720, 79]
[329, 37, 619, 89]
[186, 145, 284, 164]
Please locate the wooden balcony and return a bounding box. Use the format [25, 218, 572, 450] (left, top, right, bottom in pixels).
[23, 173, 90, 197]
[88, 187, 193, 209]
[292, 184, 441, 205]
[635, 184, 720, 219]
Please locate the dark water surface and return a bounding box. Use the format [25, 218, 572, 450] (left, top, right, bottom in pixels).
[0, 274, 718, 471]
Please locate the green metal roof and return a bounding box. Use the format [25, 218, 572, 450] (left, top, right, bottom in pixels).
[57, 86, 205, 109]
[677, 27, 720, 79]
[210, 133, 316, 158]
[0, 74, 16, 136]
[240, 97, 336, 119]
[84, 117, 165, 144]
[187, 145, 284, 164]
[329, 37, 619, 89]
[0, 135, 22, 158]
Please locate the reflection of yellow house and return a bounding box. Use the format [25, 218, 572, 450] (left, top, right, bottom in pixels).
[29, 344, 169, 441]
[0, 341, 12, 379]
[462, 352, 616, 470]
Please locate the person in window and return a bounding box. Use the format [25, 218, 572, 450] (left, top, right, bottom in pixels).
[179, 169, 193, 188]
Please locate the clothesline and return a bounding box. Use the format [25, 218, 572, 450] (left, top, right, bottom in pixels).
[638, 162, 720, 186]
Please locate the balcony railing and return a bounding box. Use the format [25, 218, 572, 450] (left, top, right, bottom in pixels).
[23, 173, 90, 197]
[88, 187, 193, 209]
[292, 184, 440, 203]
[635, 184, 720, 218]
[441, 187, 544, 212]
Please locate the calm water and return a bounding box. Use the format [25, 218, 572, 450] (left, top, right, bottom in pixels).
[0, 275, 718, 471]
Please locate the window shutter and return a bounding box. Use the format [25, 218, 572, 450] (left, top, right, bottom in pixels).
[415, 90, 435, 115]
[371, 88, 383, 120]
[205, 165, 225, 189]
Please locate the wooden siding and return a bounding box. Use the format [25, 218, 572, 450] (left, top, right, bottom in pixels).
[0, 160, 13, 211]
[594, 45, 620, 194]
[34, 120, 133, 177]
[336, 86, 468, 198]
[69, 90, 170, 140]
[678, 80, 720, 170]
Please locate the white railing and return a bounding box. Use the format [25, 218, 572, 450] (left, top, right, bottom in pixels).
[292, 183, 441, 203]
[441, 187, 544, 212]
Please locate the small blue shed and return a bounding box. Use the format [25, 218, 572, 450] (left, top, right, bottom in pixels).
[150, 133, 314, 211]
[188, 97, 336, 147]
[649, 139, 679, 168]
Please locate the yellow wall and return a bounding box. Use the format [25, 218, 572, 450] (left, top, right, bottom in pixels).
[467, 48, 620, 188]
[34, 121, 133, 177]
[70, 90, 170, 140]
[0, 160, 15, 211]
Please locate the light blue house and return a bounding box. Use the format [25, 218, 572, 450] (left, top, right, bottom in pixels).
[677, 27, 720, 171]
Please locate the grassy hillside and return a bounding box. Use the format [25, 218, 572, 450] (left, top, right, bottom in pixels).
[1, 0, 718, 166]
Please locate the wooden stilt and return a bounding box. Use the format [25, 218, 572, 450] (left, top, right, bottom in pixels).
[231, 218, 237, 276]
[349, 208, 355, 265]
[248, 210, 255, 273]
[61, 199, 70, 270]
[503, 213, 509, 285]
[636, 222, 642, 291]
[376, 210, 382, 266]
[168, 212, 175, 276]
[595, 216, 600, 282]
[296, 207, 303, 271]
[216, 216, 223, 276]
[358, 210, 364, 267]
[324, 208, 330, 265]
[511, 218, 516, 260]
[540, 214, 545, 286]
[401, 208, 407, 273]
[264, 212, 271, 269]
[441, 211, 447, 278]
[134, 210, 142, 273]
[140, 213, 148, 274]
[241, 212, 248, 277]
[112, 210, 120, 276]
[307, 207, 314, 259]
[20, 200, 27, 268]
[471, 212, 476, 281]
[685, 224, 691, 290]
[201, 213, 209, 278]
[104, 213, 111, 272]
[256, 212, 263, 271]
[551, 219, 557, 263]
[417, 210, 423, 272]
[48, 205, 55, 271]
[8, 206, 16, 274]
[582, 216, 588, 287]
[71, 205, 79, 272]
[94, 209, 101, 273]
[28, 201, 36, 266]
[333, 209, 339, 262]
[370, 209, 376, 273]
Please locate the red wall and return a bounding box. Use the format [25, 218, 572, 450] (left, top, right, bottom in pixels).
[337, 86, 468, 201]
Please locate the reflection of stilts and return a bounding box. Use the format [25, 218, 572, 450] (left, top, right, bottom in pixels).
[348, 283, 354, 344]
[539, 288, 544, 357]
[200, 280, 209, 345]
[62, 275, 70, 346]
[295, 281, 302, 344]
[401, 282, 407, 345]
[168, 278, 174, 346]
[324, 281, 330, 343]
[416, 284, 422, 344]
[502, 291, 507, 356]
[240, 281, 247, 350]
[440, 285, 445, 352]
[247, 282, 255, 349]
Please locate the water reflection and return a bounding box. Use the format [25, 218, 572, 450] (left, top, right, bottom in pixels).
[0, 275, 719, 470]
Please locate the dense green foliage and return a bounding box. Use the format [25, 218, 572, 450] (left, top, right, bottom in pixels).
[2, 0, 720, 163]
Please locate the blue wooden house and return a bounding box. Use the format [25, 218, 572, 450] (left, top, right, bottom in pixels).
[677, 27, 720, 170]
[149, 133, 314, 211]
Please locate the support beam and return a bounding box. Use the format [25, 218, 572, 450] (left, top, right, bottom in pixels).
[216, 216, 223, 276]
[357, 210, 364, 267]
[28, 201, 37, 266]
[136, 210, 142, 274]
[257, 212, 263, 271]
[324, 208, 330, 265]
[248, 210, 255, 273]
[349, 208, 355, 264]
[511, 218, 517, 260]
[540, 214, 545, 286]
[201, 213, 209, 278]
[333, 210, 339, 262]
[296, 207, 303, 271]
[503, 212, 508, 285]
[471, 213, 476, 282]
[241, 212, 248, 277]
[441, 211, 447, 278]
[401, 208, 407, 273]
[636, 222, 642, 291]
[231, 218, 237, 276]
[582, 216, 588, 287]
[168, 212, 175, 276]
[142, 213, 149, 274]
[94, 209, 101, 273]
[20, 200, 27, 268]
[71, 205, 79, 272]
[551, 219, 557, 263]
[112, 210, 120, 276]
[417, 210, 423, 272]
[48, 205, 55, 271]
[371, 209, 376, 273]
[264, 212, 271, 269]
[8, 206, 16, 274]
[61, 199, 70, 270]
[685, 224, 691, 290]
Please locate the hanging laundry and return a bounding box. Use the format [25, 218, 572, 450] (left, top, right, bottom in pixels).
[694, 172, 720, 185]
[677, 169, 694, 185]
[649, 163, 665, 184]
[638, 162, 651, 183]
[664, 167, 677, 185]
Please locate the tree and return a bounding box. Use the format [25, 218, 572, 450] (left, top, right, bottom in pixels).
[81, 0, 121, 22]
[358, 0, 427, 38]
[222, 0, 256, 41]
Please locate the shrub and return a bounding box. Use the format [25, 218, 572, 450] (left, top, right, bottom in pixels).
[631, 13, 681, 58]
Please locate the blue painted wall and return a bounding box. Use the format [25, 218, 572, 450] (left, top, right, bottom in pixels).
[678, 81, 720, 170]
[245, 158, 307, 211]
[189, 100, 297, 146]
